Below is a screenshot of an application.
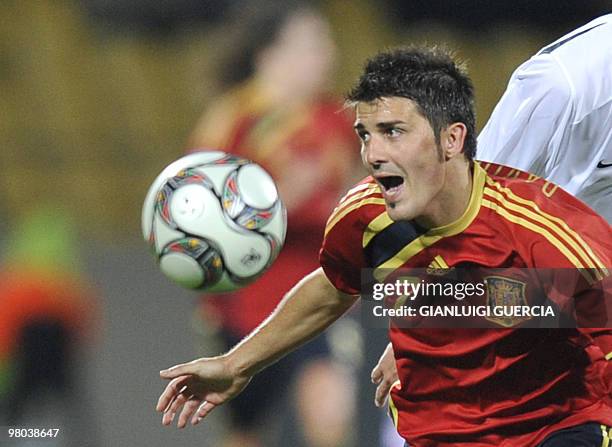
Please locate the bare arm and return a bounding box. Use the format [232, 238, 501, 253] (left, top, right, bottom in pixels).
[156, 268, 358, 428]
[228, 267, 358, 375]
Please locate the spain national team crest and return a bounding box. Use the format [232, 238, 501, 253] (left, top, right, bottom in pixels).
[484, 276, 529, 327]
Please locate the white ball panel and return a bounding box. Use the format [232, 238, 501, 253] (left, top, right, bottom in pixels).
[153, 213, 185, 254]
[169, 184, 208, 223]
[160, 252, 205, 289]
[171, 186, 271, 278]
[236, 164, 278, 209]
[141, 151, 226, 238]
[222, 240, 270, 278]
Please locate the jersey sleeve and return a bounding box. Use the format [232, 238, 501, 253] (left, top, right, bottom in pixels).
[477, 54, 572, 176]
[319, 181, 385, 295]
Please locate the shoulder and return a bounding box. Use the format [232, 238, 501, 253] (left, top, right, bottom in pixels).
[509, 53, 572, 108]
[319, 177, 387, 294]
[188, 84, 256, 150]
[475, 53, 572, 168]
[481, 162, 603, 218]
[480, 163, 611, 277]
[324, 177, 386, 238]
[537, 14, 612, 60]
[527, 15, 612, 105]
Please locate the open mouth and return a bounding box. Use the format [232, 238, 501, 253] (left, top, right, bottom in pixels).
[378, 175, 404, 192]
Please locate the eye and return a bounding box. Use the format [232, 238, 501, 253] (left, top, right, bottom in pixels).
[357, 130, 370, 143]
[385, 127, 402, 138]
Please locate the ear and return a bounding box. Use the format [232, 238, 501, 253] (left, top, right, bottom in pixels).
[441, 122, 467, 160]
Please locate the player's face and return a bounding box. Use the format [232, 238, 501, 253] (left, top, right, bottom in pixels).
[355, 97, 447, 223]
[269, 10, 336, 100]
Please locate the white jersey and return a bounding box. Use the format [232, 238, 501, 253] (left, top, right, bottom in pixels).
[478, 14, 612, 223]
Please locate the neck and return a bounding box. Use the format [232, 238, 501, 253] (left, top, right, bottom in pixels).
[415, 160, 474, 229]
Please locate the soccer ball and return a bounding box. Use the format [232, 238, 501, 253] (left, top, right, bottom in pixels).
[142, 151, 287, 292]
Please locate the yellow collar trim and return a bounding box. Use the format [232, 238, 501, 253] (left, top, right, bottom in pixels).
[425, 161, 486, 237]
[375, 162, 485, 275]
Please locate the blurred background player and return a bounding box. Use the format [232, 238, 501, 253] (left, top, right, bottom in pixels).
[0, 205, 99, 447]
[186, 2, 361, 446]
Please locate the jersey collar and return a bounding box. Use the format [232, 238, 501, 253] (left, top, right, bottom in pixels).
[374, 162, 486, 274]
[425, 161, 485, 237]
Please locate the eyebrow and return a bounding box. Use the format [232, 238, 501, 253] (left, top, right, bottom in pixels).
[354, 121, 406, 131]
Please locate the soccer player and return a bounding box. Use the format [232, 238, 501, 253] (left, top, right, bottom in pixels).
[156, 47, 612, 446]
[372, 14, 612, 416]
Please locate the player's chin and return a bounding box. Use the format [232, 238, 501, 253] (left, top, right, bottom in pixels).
[385, 194, 422, 221]
[385, 202, 410, 222]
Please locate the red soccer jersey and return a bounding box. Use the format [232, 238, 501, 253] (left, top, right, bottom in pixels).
[320, 162, 612, 446]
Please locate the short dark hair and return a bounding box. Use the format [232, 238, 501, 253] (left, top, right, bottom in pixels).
[347, 46, 477, 160]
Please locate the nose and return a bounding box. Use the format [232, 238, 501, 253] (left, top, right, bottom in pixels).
[362, 137, 386, 171]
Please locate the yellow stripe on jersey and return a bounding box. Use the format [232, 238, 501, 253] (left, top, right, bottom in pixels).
[482, 197, 598, 284]
[388, 380, 401, 429]
[330, 184, 379, 219]
[339, 183, 379, 207]
[485, 177, 608, 278]
[601, 425, 610, 447]
[483, 187, 604, 281]
[342, 182, 377, 200]
[605, 351, 612, 361]
[433, 255, 449, 268]
[508, 169, 521, 178]
[325, 198, 386, 236]
[374, 233, 445, 281]
[428, 258, 441, 270]
[362, 212, 394, 247]
[325, 183, 380, 233]
[427, 255, 449, 272]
